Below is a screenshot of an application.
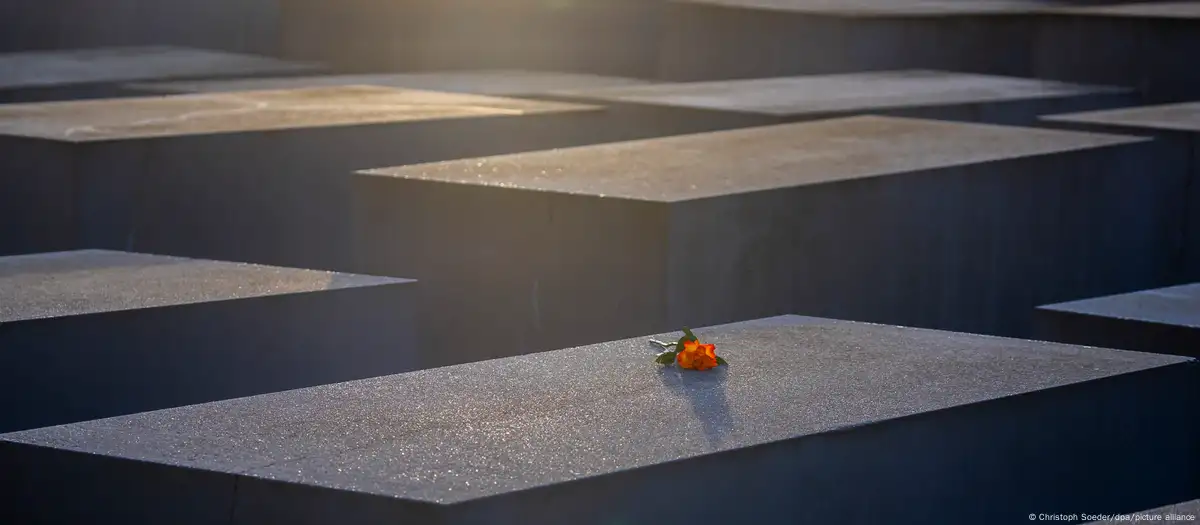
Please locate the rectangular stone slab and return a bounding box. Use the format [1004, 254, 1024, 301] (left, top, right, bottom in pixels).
[1043, 101, 1200, 280]
[1034, 283, 1200, 358]
[1, 316, 1195, 524]
[1034, 2, 1200, 103]
[658, 0, 1041, 81]
[0, 85, 602, 271]
[126, 69, 655, 98]
[548, 70, 1138, 128]
[0, 249, 418, 434]
[0, 46, 319, 103]
[351, 115, 1184, 366]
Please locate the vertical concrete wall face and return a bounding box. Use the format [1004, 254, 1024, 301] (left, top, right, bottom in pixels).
[0, 0, 280, 55]
[279, 0, 666, 76]
[663, 141, 1188, 339]
[656, 5, 1035, 81]
[1033, 14, 1200, 103]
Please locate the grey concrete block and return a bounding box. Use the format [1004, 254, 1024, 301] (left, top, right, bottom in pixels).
[657, 0, 1041, 81]
[0, 0, 281, 56]
[548, 70, 1141, 129]
[1035, 2, 1200, 103]
[1034, 283, 1200, 358]
[0, 249, 418, 434]
[126, 70, 655, 98]
[0, 46, 320, 104]
[2, 316, 1195, 524]
[0, 86, 603, 271]
[1043, 102, 1200, 280]
[351, 115, 1184, 366]
[1085, 500, 1200, 523]
[279, 0, 668, 77]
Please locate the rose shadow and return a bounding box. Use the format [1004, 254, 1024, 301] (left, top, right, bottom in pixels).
[656, 364, 734, 450]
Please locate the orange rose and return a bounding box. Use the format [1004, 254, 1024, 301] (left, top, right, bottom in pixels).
[676, 340, 719, 371]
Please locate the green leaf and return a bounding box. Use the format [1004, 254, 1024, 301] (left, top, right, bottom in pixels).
[655, 351, 678, 365]
[681, 327, 698, 342]
[715, 356, 729, 366]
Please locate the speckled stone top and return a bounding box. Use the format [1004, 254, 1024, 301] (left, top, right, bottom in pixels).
[1046, 1, 1200, 19]
[360, 115, 1146, 202]
[671, 0, 1048, 17]
[0, 85, 601, 142]
[1038, 283, 1200, 329]
[0, 250, 410, 323]
[1044, 101, 1200, 133]
[129, 70, 653, 97]
[0, 46, 318, 91]
[0, 316, 1187, 505]
[551, 70, 1129, 117]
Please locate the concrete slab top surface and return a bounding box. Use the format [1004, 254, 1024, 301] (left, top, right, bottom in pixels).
[0, 85, 601, 142]
[360, 115, 1146, 202]
[1046, 2, 1200, 19]
[670, 0, 1049, 17]
[0, 250, 409, 323]
[127, 69, 655, 97]
[1038, 283, 1200, 329]
[1044, 101, 1200, 133]
[551, 70, 1129, 117]
[1, 316, 1187, 505]
[0, 46, 319, 91]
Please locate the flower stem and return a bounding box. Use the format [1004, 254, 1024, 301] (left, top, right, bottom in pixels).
[649, 339, 676, 349]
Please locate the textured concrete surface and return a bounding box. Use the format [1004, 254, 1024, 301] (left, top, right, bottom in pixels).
[658, 0, 1038, 80]
[1047, 1, 1200, 19]
[1, 317, 1195, 524]
[1043, 101, 1200, 133]
[128, 70, 655, 98]
[551, 69, 1137, 126]
[0, 86, 606, 271]
[1086, 499, 1200, 523]
[672, 0, 1047, 17]
[0, 0, 280, 56]
[0, 249, 397, 322]
[0, 85, 597, 142]
[1034, 283, 1200, 358]
[0, 46, 318, 103]
[352, 115, 1183, 365]
[0, 250, 419, 433]
[1043, 102, 1200, 281]
[362, 115, 1140, 202]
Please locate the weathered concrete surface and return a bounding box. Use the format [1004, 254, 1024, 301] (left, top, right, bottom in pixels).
[351, 115, 1183, 366]
[657, 0, 1041, 80]
[549, 70, 1138, 127]
[279, 0, 668, 77]
[0, 0, 280, 56]
[1034, 2, 1200, 103]
[0, 249, 418, 434]
[1043, 102, 1200, 280]
[2, 316, 1195, 524]
[0, 86, 603, 272]
[127, 70, 655, 98]
[0, 46, 319, 104]
[1034, 283, 1200, 358]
